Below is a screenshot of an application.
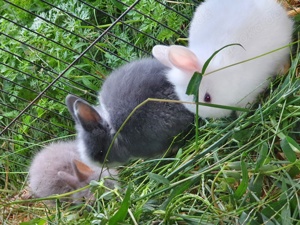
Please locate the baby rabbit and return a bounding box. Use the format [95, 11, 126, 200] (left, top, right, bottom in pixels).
[66, 58, 194, 166]
[28, 141, 118, 203]
[152, 0, 293, 118]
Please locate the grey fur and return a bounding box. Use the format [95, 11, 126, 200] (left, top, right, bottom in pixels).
[28, 141, 118, 203]
[66, 58, 194, 166]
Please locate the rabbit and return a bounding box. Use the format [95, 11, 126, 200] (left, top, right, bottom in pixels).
[28, 141, 118, 203]
[66, 58, 195, 166]
[152, 0, 294, 118]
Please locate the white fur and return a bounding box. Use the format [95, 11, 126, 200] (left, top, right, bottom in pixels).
[98, 96, 116, 135]
[153, 0, 293, 118]
[77, 136, 98, 167]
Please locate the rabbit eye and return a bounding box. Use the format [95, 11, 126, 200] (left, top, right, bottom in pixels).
[204, 93, 211, 103]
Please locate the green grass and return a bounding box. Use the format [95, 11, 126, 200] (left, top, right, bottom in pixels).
[2, 46, 299, 225]
[1, 0, 300, 224]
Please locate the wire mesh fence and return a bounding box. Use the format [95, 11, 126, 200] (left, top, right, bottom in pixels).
[0, 0, 199, 177]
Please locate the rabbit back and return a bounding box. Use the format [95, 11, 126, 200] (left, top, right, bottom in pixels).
[98, 58, 195, 161]
[71, 58, 195, 165]
[189, 0, 292, 67]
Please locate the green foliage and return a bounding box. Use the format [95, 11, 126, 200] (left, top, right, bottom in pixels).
[1, 0, 50, 26]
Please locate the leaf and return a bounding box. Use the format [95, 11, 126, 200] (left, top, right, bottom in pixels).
[261, 199, 287, 223]
[249, 174, 264, 202]
[261, 214, 277, 225]
[20, 218, 47, 225]
[234, 160, 249, 199]
[81, 78, 99, 91]
[186, 71, 202, 97]
[285, 136, 300, 153]
[239, 212, 260, 225]
[109, 183, 132, 225]
[232, 129, 252, 144]
[148, 172, 170, 186]
[255, 142, 269, 172]
[280, 137, 297, 163]
[279, 181, 291, 225]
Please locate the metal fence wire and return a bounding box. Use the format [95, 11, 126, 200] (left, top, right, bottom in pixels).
[0, 0, 199, 177]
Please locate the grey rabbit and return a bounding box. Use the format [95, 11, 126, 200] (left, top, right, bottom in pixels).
[28, 140, 118, 203]
[66, 58, 194, 166]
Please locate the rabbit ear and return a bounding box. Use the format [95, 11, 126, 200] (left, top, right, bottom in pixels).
[57, 171, 78, 189]
[66, 94, 80, 122]
[168, 45, 201, 72]
[73, 159, 95, 182]
[152, 45, 174, 68]
[74, 99, 103, 132]
[153, 45, 201, 72]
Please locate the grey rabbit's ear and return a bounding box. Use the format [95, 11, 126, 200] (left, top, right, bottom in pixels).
[57, 160, 95, 189]
[73, 159, 95, 182]
[74, 99, 104, 132]
[66, 94, 100, 128]
[66, 94, 80, 122]
[57, 171, 79, 189]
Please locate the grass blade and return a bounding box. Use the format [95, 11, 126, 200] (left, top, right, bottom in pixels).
[148, 172, 170, 186]
[255, 142, 269, 172]
[280, 136, 297, 163]
[202, 43, 244, 74]
[186, 72, 202, 97]
[234, 160, 249, 199]
[109, 183, 133, 225]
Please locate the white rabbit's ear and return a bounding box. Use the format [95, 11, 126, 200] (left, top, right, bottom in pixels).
[168, 45, 201, 72]
[73, 159, 94, 182]
[57, 171, 78, 189]
[152, 45, 201, 72]
[152, 45, 174, 68]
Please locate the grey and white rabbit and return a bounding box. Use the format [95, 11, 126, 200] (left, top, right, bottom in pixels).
[28, 141, 118, 203]
[66, 58, 194, 166]
[152, 0, 294, 118]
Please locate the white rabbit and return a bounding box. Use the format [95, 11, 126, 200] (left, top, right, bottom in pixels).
[152, 0, 293, 118]
[28, 141, 118, 203]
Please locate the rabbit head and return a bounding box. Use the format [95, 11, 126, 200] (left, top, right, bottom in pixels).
[66, 94, 129, 166]
[57, 159, 118, 203]
[153, 45, 239, 118]
[57, 159, 96, 202]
